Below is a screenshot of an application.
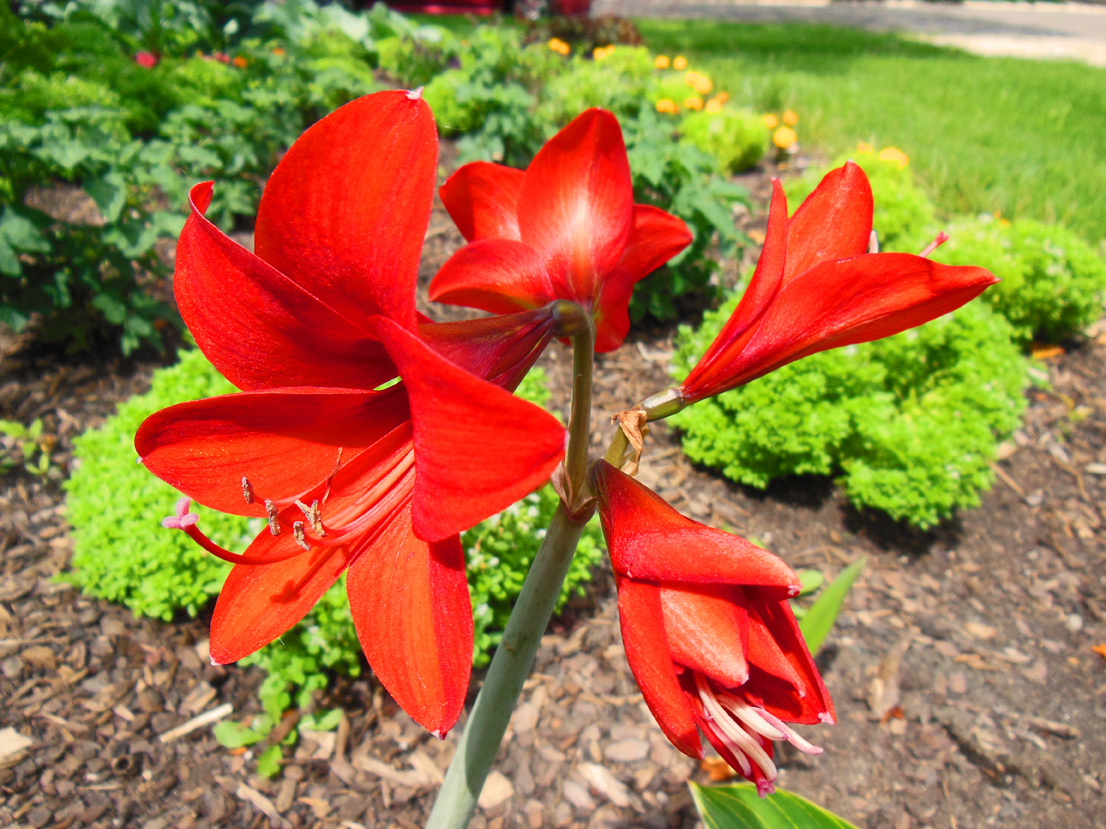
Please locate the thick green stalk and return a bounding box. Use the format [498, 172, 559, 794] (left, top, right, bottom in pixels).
[426, 317, 596, 829]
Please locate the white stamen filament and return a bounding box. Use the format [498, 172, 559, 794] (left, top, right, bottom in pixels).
[695, 674, 776, 780]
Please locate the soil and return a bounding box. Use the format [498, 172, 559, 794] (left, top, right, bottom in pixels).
[1, 153, 1104, 829]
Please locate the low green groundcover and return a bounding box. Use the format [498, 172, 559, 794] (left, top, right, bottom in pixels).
[671, 298, 1029, 528]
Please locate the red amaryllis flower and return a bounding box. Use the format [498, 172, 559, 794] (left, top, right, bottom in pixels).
[680, 162, 998, 404]
[136, 91, 567, 736]
[592, 461, 834, 795]
[429, 108, 692, 353]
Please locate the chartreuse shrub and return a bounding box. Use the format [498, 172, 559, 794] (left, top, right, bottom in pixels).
[65, 347, 602, 710]
[935, 217, 1106, 344]
[678, 108, 766, 174]
[671, 294, 1029, 528]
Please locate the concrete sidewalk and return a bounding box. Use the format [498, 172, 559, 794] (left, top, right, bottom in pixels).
[591, 1, 1106, 66]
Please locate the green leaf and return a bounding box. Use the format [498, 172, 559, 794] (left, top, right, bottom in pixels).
[300, 708, 343, 733]
[796, 569, 825, 597]
[84, 172, 127, 223]
[255, 744, 283, 779]
[212, 720, 267, 750]
[689, 782, 860, 829]
[798, 557, 866, 655]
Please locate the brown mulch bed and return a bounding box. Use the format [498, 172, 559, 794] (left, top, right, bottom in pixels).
[1, 157, 1104, 829]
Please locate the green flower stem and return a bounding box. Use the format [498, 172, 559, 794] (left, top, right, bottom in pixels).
[426, 318, 596, 829]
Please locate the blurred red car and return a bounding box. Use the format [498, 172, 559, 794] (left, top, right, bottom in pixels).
[383, 1, 590, 15]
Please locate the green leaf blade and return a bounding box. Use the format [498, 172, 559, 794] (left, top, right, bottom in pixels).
[689, 782, 860, 829]
[798, 557, 867, 655]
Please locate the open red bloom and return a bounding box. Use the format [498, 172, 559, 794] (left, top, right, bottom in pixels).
[136, 91, 567, 736]
[593, 461, 834, 795]
[429, 108, 692, 353]
[680, 162, 999, 403]
[134, 51, 158, 69]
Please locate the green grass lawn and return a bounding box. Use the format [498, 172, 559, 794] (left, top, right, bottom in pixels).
[637, 21, 1106, 245]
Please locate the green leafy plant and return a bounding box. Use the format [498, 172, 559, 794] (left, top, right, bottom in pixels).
[624, 105, 750, 322]
[0, 418, 56, 477]
[672, 294, 1029, 528]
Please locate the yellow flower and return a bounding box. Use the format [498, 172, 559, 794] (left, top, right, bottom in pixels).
[705, 99, 723, 113]
[856, 141, 874, 154]
[773, 126, 797, 149]
[548, 38, 570, 55]
[683, 96, 704, 111]
[879, 146, 909, 168]
[782, 109, 798, 126]
[655, 55, 670, 69]
[673, 55, 688, 70]
[713, 92, 730, 104]
[594, 45, 615, 60]
[655, 98, 679, 114]
[762, 114, 779, 129]
[685, 71, 712, 95]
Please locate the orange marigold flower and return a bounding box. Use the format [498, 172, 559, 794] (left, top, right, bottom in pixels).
[232, 56, 248, 69]
[685, 71, 712, 95]
[673, 56, 688, 70]
[763, 114, 779, 130]
[705, 100, 723, 113]
[654, 55, 670, 69]
[272, 47, 286, 57]
[655, 98, 679, 114]
[782, 110, 798, 126]
[683, 96, 704, 111]
[878, 147, 909, 169]
[773, 127, 797, 149]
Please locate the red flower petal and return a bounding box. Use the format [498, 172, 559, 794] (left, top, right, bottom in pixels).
[439, 161, 524, 242]
[346, 506, 472, 736]
[371, 318, 566, 542]
[429, 238, 555, 315]
[418, 308, 558, 391]
[744, 596, 835, 725]
[176, 183, 397, 391]
[594, 462, 800, 589]
[784, 160, 873, 283]
[516, 109, 633, 304]
[659, 584, 750, 688]
[617, 577, 703, 758]
[209, 533, 358, 664]
[720, 254, 998, 389]
[253, 90, 437, 332]
[682, 179, 788, 401]
[136, 387, 409, 516]
[615, 204, 693, 282]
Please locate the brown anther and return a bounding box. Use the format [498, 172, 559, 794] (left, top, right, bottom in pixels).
[265, 499, 281, 536]
[295, 499, 324, 537]
[292, 521, 310, 551]
[323, 448, 344, 506]
[241, 475, 254, 505]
